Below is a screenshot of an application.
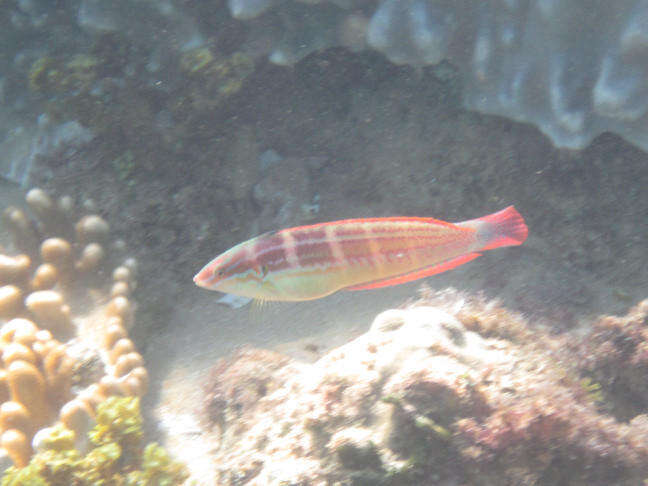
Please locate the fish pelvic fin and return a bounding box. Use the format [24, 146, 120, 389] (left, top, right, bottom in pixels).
[346, 253, 482, 291]
[248, 297, 276, 323]
[471, 206, 528, 251]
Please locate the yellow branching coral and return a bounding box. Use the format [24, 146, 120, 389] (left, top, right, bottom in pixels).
[1, 397, 188, 486]
[0, 188, 148, 470]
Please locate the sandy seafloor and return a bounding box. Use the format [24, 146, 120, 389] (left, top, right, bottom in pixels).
[146, 284, 429, 479]
[2, 52, 648, 482]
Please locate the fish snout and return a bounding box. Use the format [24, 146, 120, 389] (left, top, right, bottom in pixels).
[193, 265, 217, 288]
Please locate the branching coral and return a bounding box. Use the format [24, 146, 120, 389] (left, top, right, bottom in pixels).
[0, 319, 75, 467]
[1, 396, 188, 486]
[0, 188, 148, 471]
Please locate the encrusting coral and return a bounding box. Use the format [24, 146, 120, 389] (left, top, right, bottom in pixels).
[1, 396, 188, 485]
[200, 289, 648, 485]
[0, 188, 149, 472]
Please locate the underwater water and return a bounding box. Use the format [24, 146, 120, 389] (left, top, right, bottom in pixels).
[0, 1, 648, 485]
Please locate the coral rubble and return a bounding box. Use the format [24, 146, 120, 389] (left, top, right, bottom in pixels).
[0, 188, 148, 472]
[200, 290, 648, 485]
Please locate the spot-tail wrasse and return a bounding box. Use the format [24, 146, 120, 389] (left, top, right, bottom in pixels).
[194, 206, 528, 302]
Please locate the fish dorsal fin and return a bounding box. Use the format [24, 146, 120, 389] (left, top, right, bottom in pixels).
[346, 253, 482, 291]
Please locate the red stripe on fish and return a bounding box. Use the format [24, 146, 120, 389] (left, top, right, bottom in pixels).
[253, 232, 289, 272]
[278, 226, 333, 269]
[347, 253, 482, 290]
[294, 237, 335, 268]
[288, 215, 460, 233]
[337, 226, 376, 266]
[291, 226, 326, 242]
[333, 224, 368, 239]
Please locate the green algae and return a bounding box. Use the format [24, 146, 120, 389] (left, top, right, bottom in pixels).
[179, 47, 214, 75]
[36, 426, 75, 453]
[412, 415, 451, 441]
[111, 150, 137, 185]
[29, 55, 99, 93]
[175, 48, 254, 116]
[1, 397, 188, 486]
[579, 376, 605, 405]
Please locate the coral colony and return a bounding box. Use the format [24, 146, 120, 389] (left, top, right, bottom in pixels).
[1, 397, 188, 484]
[223, 0, 648, 151]
[0, 188, 184, 482]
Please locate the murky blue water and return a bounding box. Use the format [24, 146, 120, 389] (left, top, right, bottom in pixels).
[1, 2, 647, 484]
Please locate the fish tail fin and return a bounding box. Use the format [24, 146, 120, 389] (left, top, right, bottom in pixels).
[473, 206, 528, 250]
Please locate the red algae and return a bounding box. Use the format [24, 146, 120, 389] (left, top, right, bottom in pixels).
[576, 299, 648, 420]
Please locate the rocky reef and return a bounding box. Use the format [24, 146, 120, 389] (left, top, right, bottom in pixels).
[3, 1, 648, 189]
[226, 0, 648, 152]
[197, 290, 648, 485]
[0, 188, 151, 473]
[0, 0, 253, 187]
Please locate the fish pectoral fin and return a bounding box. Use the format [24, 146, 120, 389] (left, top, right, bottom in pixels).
[345, 253, 482, 291]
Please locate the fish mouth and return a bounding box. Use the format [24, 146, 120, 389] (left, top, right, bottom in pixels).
[193, 272, 204, 287]
[193, 266, 214, 288]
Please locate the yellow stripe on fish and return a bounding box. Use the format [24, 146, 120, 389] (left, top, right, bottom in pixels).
[194, 206, 528, 301]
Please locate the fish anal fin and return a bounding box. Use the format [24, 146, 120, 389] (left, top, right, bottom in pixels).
[346, 253, 482, 291]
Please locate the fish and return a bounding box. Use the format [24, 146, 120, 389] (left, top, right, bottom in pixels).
[194, 206, 528, 302]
